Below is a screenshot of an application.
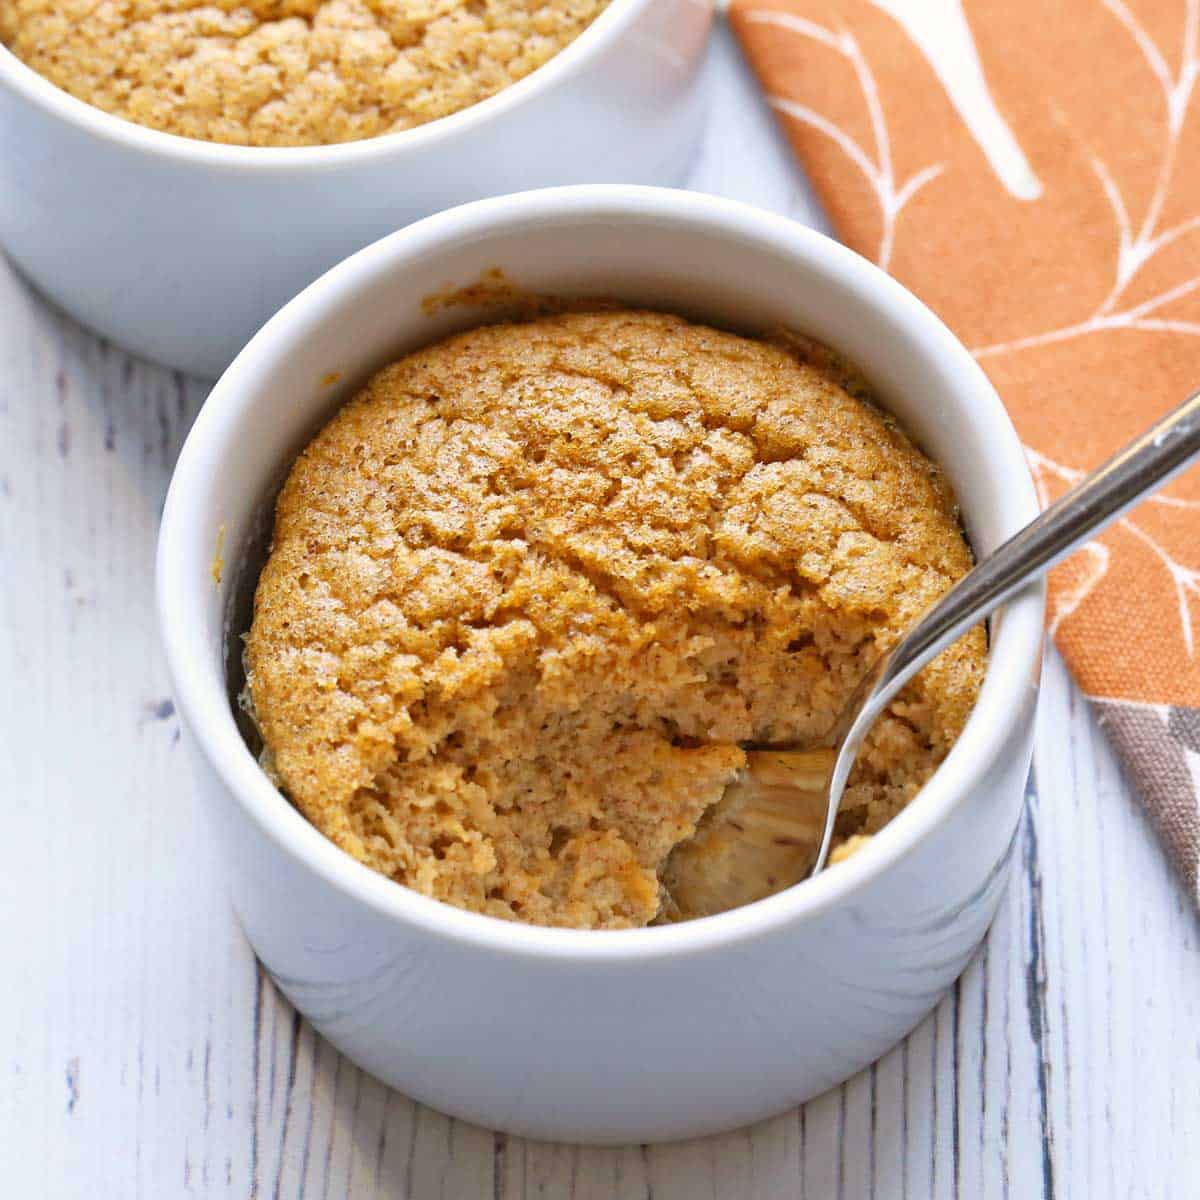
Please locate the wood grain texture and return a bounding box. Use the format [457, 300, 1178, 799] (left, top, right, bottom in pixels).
[1, 20, 1198, 1198]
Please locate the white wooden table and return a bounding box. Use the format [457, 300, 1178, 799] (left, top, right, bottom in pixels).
[2, 20, 1199, 1198]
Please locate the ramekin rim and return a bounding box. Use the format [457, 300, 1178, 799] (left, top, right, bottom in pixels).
[157, 184, 1045, 964]
[0, 0, 654, 170]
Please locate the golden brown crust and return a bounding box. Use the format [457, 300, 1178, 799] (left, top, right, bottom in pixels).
[0, 0, 608, 146]
[245, 310, 986, 928]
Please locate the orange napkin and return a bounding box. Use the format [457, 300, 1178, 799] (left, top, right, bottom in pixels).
[731, 0, 1200, 897]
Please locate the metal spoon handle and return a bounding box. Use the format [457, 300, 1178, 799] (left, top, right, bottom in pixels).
[812, 388, 1200, 875]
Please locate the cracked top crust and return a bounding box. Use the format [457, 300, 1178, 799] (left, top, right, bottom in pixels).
[0, 0, 609, 146]
[245, 310, 986, 928]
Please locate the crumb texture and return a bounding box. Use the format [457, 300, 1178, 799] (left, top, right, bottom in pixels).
[245, 310, 986, 928]
[0, 0, 608, 146]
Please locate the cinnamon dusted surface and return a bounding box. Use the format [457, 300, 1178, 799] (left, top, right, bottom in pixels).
[245, 309, 985, 928]
[0, 0, 608, 146]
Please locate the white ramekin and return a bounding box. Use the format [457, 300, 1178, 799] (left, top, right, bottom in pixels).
[0, 0, 712, 377]
[156, 186, 1045, 1144]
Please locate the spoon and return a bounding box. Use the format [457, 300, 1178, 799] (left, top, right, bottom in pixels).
[662, 389, 1200, 921]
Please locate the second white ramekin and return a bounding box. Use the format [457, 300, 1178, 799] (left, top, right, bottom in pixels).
[0, 0, 712, 376]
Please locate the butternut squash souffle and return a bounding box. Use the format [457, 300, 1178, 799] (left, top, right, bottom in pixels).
[244, 310, 985, 929]
[0, 0, 609, 146]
